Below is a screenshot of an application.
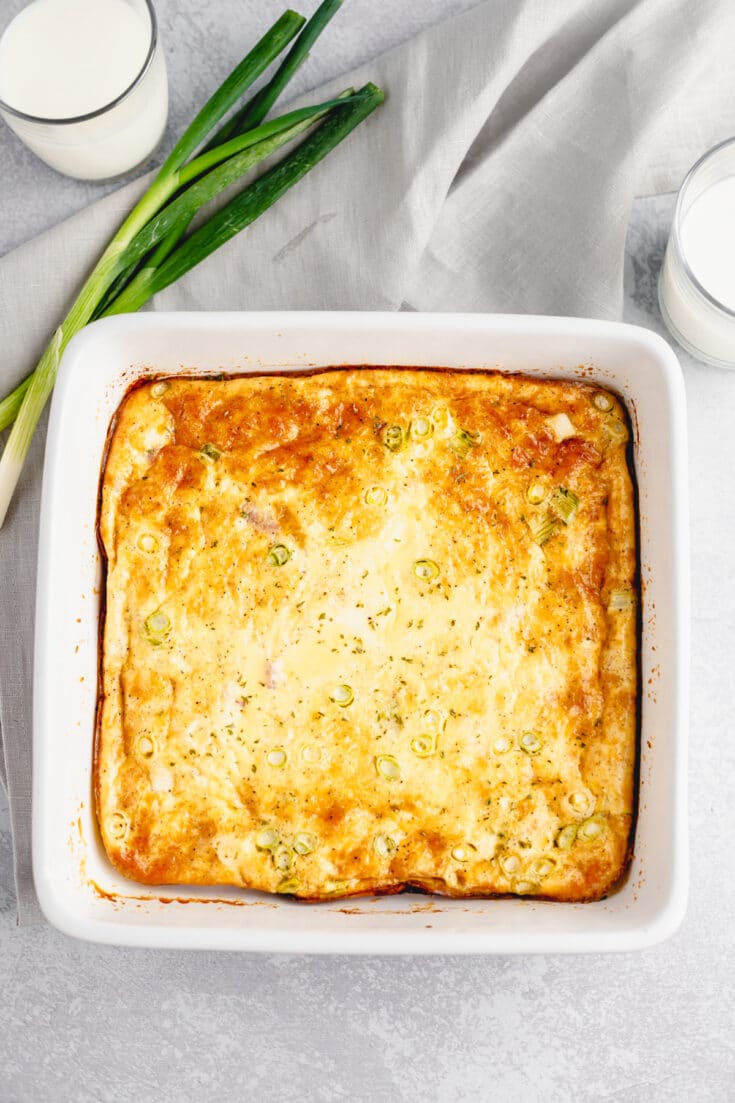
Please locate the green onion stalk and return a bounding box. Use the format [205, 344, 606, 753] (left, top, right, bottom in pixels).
[109, 0, 347, 315]
[0, 1, 383, 525]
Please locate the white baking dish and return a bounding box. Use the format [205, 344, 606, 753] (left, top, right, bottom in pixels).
[33, 312, 688, 953]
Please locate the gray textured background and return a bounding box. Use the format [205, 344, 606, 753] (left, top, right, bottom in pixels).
[1, 2, 734, 1101]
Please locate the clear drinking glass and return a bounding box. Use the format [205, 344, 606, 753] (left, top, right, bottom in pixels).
[658, 137, 735, 369]
[0, 0, 168, 181]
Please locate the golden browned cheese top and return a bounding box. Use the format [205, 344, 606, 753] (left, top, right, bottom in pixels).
[96, 368, 637, 901]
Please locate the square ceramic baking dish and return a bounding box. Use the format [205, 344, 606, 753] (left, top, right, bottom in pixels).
[33, 311, 688, 953]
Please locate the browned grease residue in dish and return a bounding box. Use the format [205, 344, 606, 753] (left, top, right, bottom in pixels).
[68, 806, 88, 882]
[88, 881, 278, 909]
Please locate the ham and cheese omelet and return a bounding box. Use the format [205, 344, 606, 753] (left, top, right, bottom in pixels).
[96, 368, 638, 902]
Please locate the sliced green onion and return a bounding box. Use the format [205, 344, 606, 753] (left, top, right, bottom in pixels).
[423, 709, 443, 730]
[216, 839, 238, 864]
[493, 736, 511, 754]
[375, 754, 401, 780]
[330, 684, 353, 707]
[137, 533, 159, 553]
[451, 845, 473, 862]
[150, 381, 170, 398]
[593, 391, 614, 412]
[293, 832, 317, 856]
[547, 412, 576, 441]
[266, 747, 287, 768]
[449, 428, 479, 458]
[531, 857, 556, 879]
[373, 833, 397, 858]
[431, 406, 450, 430]
[413, 559, 439, 582]
[143, 610, 171, 645]
[513, 879, 538, 895]
[604, 416, 629, 444]
[569, 790, 594, 815]
[578, 816, 606, 841]
[531, 516, 560, 546]
[410, 416, 433, 440]
[301, 744, 322, 764]
[274, 844, 294, 871]
[256, 827, 279, 851]
[501, 854, 520, 875]
[365, 486, 388, 506]
[410, 734, 437, 758]
[324, 879, 349, 896]
[526, 481, 547, 505]
[549, 486, 579, 524]
[276, 878, 300, 894]
[108, 812, 129, 840]
[520, 731, 543, 755]
[136, 735, 155, 758]
[199, 442, 221, 461]
[556, 824, 578, 850]
[383, 425, 405, 452]
[609, 588, 635, 611]
[267, 544, 291, 566]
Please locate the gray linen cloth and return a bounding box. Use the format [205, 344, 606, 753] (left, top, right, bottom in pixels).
[2, 0, 734, 924]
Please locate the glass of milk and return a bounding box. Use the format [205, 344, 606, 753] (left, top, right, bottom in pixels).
[0, 0, 168, 181]
[659, 137, 735, 368]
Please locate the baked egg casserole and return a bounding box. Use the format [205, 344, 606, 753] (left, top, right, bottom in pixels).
[96, 368, 638, 902]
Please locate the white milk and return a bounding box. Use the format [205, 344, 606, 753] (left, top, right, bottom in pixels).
[0, 0, 168, 180]
[659, 165, 735, 368]
[679, 176, 735, 312]
[0, 0, 149, 119]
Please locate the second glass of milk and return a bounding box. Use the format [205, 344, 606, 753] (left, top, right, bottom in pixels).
[659, 136, 735, 369]
[0, 0, 168, 181]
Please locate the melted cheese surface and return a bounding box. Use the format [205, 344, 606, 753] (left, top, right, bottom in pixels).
[96, 369, 637, 901]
